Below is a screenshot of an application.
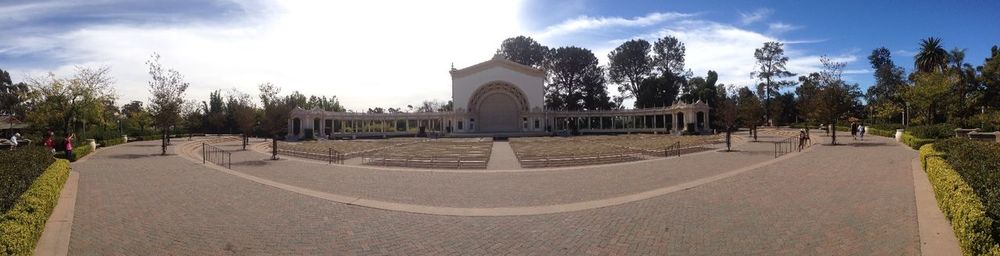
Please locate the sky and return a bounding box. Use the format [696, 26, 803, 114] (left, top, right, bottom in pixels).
[2, 0, 999, 111]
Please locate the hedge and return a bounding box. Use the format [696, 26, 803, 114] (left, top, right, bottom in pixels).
[921, 143, 1000, 255]
[903, 132, 936, 150]
[1, 147, 55, 213]
[54, 143, 93, 162]
[0, 159, 71, 255]
[98, 137, 126, 147]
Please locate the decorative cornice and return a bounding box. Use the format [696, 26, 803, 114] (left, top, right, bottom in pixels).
[449, 57, 545, 79]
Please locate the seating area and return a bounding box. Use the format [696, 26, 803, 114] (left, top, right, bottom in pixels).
[362, 138, 493, 169]
[510, 134, 720, 168]
[276, 138, 425, 160]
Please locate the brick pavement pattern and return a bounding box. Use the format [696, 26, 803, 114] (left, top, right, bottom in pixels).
[69, 135, 919, 255]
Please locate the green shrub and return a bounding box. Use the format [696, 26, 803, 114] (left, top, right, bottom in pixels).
[869, 123, 904, 131]
[921, 144, 1000, 255]
[0, 147, 56, 213]
[902, 132, 936, 150]
[908, 123, 958, 139]
[935, 139, 1000, 244]
[98, 137, 126, 147]
[0, 159, 70, 255]
[54, 143, 93, 162]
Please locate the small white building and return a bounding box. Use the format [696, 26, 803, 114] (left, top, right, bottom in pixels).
[287, 55, 710, 139]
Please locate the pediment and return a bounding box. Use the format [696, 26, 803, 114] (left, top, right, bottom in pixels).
[449, 55, 545, 79]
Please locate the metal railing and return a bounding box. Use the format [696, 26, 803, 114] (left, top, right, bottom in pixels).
[773, 136, 796, 158]
[202, 143, 232, 169]
[328, 148, 345, 164]
[664, 141, 681, 158]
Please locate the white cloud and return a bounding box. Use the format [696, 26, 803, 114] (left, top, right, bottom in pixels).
[5, 0, 528, 111]
[739, 8, 772, 25]
[767, 22, 800, 34]
[536, 12, 694, 40]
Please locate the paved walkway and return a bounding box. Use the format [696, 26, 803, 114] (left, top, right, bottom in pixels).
[487, 141, 520, 169]
[67, 135, 922, 254]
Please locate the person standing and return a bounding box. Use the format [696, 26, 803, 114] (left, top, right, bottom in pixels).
[64, 133, 75, 160]
[43, 131, 55, 153]
[9, 133, 19, 150]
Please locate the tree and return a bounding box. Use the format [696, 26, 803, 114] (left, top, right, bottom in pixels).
[227, 89, 257, 150]
[0, 69, 30, 119]
[652, 36, 686, 76]
[906, 72, 954, 124]
[915, 37, 949, 74]
[752, 41, 796, 123]
[736, 87, 764, 141]
[26, 66, 117, 135]
[205, 90, 226, 134]
[714, 85, 739, 151]
[866, 47, 907, 123]
[546, 46, 609, 110]
[796, 73, 822, 124]
[811, 56, 863, 145]
[258, 82, 292, 138]
[981, 45, 1000, 110]
[146, 53, 189, 155]
[497, 36, 550, 68]
[634, 74, 681, 108]
[122, 101, 152, 135]
[680, 70, 719, 105]
[607, 39, 653, 100]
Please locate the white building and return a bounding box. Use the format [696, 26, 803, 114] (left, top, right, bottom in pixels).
[287, 55, 710, 139]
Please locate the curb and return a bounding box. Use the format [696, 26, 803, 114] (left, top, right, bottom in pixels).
[911, 157, 962, 255]
[34, 171, 79, 256]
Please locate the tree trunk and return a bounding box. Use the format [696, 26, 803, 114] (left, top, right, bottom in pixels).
[725, 127, 732, 151]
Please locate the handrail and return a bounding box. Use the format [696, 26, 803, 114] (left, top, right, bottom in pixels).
[664, 141, 681, 158]
[202, 143, 232, 169]
[773, 136, 797, 158]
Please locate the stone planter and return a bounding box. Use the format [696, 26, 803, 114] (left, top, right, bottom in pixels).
[895, 129, 904, 142]
[954, 128, 980, 138]
[87, 139, 97, 151]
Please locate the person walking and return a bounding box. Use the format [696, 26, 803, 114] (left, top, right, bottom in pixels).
[851, 122, 858, 140]
[798, 129, 807, 151]
[859, 123, 866, 141]
[43, 131, 55, 153]
[64, 133, 75, 160]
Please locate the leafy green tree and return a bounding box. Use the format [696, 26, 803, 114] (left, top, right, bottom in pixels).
[26, 66, 117, 135]
[0, 69, 30, 119]
[652, 36, 686, 76]
[258, 82, 292, 138]
[981, 45, 1000, 110]
[811, 56, 863, 144]
[736, 87, 764, 141]
[713, 85, 739, 151]
[146, 53, 189, 155]
[633, 74, 681, 108]
[205, 90, 226, 134]
[122, 101, 152, 135]
[752, 41, 796, 123]
[497, 36, 550, 68]
[607, 39, 653, 100]
[226, 89, 257, 149]
[915, 37, 949, 73]
[906, 72, 955, 124]
[866, 47, 908, 123]
[546, 46, 609, 110]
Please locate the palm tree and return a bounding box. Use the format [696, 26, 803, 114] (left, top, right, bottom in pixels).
[915, 37, 948, 73]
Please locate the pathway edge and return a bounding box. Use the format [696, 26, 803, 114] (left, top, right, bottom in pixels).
[34, 171, 79, 256]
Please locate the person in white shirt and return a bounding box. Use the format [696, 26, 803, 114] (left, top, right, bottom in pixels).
[10, 133, 19, 149]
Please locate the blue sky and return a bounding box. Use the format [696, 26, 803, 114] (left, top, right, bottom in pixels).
[1, 0, 998, 110]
